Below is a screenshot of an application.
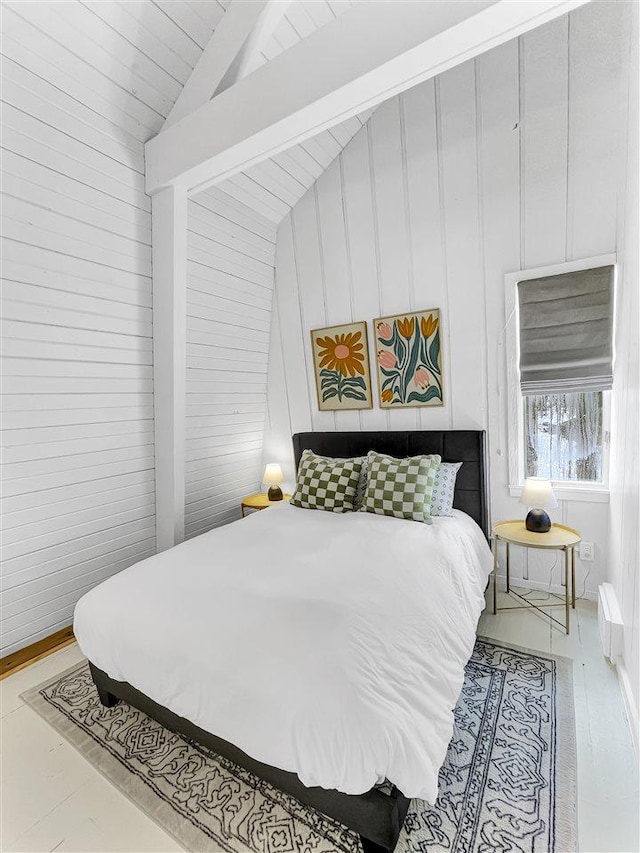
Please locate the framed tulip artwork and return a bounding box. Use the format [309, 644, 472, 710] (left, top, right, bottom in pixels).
[310, 321, 373, 410]
[374, 309, 444, 408]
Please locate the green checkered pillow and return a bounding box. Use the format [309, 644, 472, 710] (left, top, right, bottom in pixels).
[359, 451, 441, 523]
[290, 449, 364, 512]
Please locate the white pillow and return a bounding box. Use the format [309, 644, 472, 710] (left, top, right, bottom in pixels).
[431, 462, 463, 516]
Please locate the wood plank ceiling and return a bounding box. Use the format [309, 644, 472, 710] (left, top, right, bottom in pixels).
[199, 0, 375, 220]
[3, 0, 374, 221]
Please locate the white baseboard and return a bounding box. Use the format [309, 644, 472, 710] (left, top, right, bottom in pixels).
[494, 573, 597, 603]
[617, 661, 639, 759]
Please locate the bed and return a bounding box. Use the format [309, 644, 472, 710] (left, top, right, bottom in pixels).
[74, 430, 491, 852]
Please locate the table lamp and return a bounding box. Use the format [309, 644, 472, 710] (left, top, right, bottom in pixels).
[519, 477, 558, 532]
[263, 463, 284, 501]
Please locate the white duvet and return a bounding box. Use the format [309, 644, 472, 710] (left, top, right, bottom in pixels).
[74, 503, 492, 802]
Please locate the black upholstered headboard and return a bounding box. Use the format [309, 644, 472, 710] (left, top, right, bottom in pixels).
[292, 430, 489, 538]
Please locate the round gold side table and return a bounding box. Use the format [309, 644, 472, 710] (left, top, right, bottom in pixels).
[241, 493, 292, 517]
[492, 519, 581, 634]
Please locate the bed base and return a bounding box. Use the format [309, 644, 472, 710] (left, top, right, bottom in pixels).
[89, 663, 410, 853]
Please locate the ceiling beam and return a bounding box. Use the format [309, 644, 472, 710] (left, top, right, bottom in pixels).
[215, 0, 293, 96]
[163, 0, 271, 130]
[147, 0, 588, 195]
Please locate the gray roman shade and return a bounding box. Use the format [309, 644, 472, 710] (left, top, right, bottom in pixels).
[517, 265, 614, 395]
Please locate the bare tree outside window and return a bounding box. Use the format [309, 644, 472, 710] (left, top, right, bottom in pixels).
[524, 392, 603, 482]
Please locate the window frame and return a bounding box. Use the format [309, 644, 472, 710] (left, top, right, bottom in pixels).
[505, 254, 615, 504]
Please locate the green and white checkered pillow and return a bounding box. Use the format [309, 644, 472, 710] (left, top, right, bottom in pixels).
[290, 449, 363, 512]
[359, 451, 441, 523]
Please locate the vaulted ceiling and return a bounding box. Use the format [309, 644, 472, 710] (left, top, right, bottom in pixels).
[221, 0, 374, 223]
[3, 0, 372, 224]
[188, 0, 374, 221]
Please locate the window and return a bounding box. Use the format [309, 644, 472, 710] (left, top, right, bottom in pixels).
[524, 391, 605, 483]
[505, 256, 616, 496]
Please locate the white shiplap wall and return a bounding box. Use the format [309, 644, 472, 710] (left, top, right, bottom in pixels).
[185, 187, 276, 539]
[180, 0, 368, 537]
[0, 0, 221, 656]
[0, 0, 369, 655]
[609, 0, 640, 745]
[4, 0, 631, 657]
[262, 2, 632, 599]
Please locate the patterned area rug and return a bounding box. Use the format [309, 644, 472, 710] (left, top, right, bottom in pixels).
[22, 638, 576, 853]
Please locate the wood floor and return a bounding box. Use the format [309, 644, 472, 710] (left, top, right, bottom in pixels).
[1, 596, 638, 853]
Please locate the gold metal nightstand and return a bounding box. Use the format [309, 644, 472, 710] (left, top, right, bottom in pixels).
[492, 519, 581, 634]
[241, 493, 292, 517]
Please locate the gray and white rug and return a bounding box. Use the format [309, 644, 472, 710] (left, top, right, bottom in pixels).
[22, 638, 576, 853]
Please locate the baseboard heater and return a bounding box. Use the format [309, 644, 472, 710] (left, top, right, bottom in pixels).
[598, 583, 624, 661]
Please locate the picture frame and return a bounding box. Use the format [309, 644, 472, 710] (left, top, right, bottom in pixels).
[373, 309, 444, 408]
[310, 321, 373, 411]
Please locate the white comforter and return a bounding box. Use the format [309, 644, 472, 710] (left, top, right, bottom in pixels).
[74, 503, 492, 802]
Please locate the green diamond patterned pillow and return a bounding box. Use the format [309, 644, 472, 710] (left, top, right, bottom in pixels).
[359, 450, 441, 523]
[290, 449, 364, 512]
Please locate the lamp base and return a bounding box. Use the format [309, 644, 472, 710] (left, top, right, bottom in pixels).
[525, 508, 551, 533]
[267, 485, 283, 502]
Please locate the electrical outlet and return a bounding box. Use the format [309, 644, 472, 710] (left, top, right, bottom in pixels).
[580, 541, 595, 562]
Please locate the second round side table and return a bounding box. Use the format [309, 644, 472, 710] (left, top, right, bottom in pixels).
[492, 519, 581, 634]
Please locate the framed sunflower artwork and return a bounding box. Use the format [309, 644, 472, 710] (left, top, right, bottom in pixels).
[374, 309, 444, 408]
[310, 321, 373, 411]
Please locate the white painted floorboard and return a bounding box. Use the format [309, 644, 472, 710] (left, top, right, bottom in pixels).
[1, 600, 637, 852]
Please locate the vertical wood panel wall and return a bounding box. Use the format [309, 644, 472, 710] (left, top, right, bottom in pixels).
[0, 0, 222, 656]
[185, 189, 276, 538]
[609, 0, 640, 742]
[263, 2, 632, 598]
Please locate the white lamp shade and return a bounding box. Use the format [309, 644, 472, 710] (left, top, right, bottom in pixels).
[519, 477, 558, 509]
[263, 463, 283, 486]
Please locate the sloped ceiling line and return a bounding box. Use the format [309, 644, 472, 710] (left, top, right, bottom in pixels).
[177, 0, 366, 221]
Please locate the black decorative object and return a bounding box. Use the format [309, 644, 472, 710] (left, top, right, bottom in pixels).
[525, 507, 552, 533]
[520, 477, 557, 534]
